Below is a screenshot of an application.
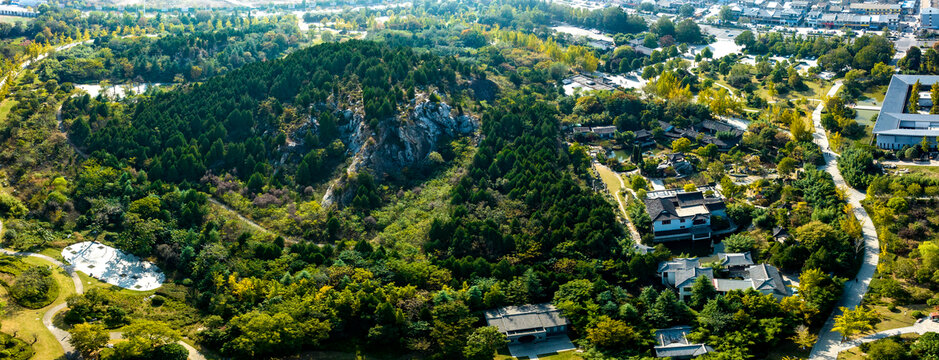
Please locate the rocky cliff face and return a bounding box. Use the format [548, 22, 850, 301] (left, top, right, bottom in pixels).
[321, 100, 477, 207]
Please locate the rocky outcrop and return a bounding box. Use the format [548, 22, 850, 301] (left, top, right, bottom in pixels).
[321, 100, 477, 207]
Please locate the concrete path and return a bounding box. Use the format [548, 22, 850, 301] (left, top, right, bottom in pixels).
[834, 320, 939, 354]
[109, 332, 206, 360]
[593, 163, 644, 249]
[881, 159, 939, 167]
[808, 81, 884, 360]
[649, 178, 666, 190]
[716, 115, 750, 131]
[0, 220, 84, 359]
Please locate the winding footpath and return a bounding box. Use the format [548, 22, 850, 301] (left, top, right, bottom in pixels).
[807, 81, 886, 360]
[0, 220, 83, 359]
[0, 221, 205, 359]
[592, 163, 643, 246]
[832, 319, 939, 355]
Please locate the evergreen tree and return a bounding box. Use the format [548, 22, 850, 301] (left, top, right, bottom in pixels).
[931, 83, 939, 114]
[910, 80, 922, 113]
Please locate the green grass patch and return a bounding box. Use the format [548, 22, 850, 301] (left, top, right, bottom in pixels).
[850, 109, 878, 146]
[869, 304, 925, 332]
[593, 163, 627, 215]
[495, 347, 582, 360]
[0, 256, 77, 360]
[896, 165, 939, 178]
[857, 85, 888, 106]
[0, 16, 31, 25]
[0, 99, 17, 123]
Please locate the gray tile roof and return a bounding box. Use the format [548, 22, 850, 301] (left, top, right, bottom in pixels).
[873, 75, 939, 137]
[718, 252, 754, 268]
[653, 325, 714, 358]
[655, 325, 692, 346]
[658, 258, 700, 273]
[675, 267, 713, 289]
[714, 278, 755, 292]
[484, 303, 569, 334]
[748, 263, 788, 296]
[644, 191, 726, 222]
[654, 343, 714, 358]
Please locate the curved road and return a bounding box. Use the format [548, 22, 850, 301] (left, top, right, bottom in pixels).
[808, 81, 884, 360]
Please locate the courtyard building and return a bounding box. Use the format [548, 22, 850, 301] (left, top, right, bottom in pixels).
[873, 75, 939, 150]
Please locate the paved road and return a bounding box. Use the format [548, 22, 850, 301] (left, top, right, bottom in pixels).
[833, 320, 939, 354]
[808, 81, 884, 360]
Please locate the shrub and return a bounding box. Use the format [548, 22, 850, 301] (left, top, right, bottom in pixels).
[10, 266, 58, 309]
[151, 295, 166, 307]
[0, 332, 33, 360]
[0, 193, 27, 218]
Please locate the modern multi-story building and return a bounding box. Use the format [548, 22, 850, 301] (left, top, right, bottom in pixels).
[848, 3, 901, 15]
[873, 75, 939, 150]
[924, 7, 939, 29]
[644, 191, 727, 242]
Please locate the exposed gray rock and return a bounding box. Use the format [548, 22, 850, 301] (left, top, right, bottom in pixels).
[321, 100, 477, 207]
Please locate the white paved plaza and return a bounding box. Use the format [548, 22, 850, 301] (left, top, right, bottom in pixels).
[62, 241, 164, 291]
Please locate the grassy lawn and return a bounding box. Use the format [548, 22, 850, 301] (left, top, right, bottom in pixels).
[0, 99, 16, 123]
[0, 16, 31, 25]
[35, 247, 65, 263]
[870, 304, 926, 332]
[896, 165, 939, 178]
[593, 163, 627, 216]
[753, 79, 829, 102]
[837, 333, 920, 360]
[857, 85, 888, 106]
[0, 256, 78, 360]
[850, 109, 878, 147]
[495, 347, 582, 360]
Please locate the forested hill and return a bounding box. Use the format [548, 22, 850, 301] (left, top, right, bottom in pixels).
[64, 40, 473, 191]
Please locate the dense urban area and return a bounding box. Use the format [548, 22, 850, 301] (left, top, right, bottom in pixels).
[1, 0, 939, 359]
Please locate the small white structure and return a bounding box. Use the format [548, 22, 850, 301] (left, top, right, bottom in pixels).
[62, 241, 164, 291]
